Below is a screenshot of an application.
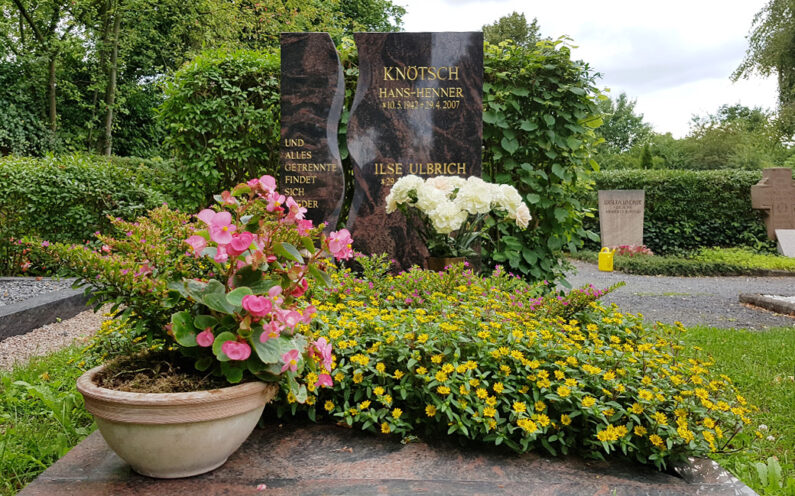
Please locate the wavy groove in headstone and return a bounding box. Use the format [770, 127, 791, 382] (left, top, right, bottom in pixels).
[346, 32, 483, 270]
[280, 32, 345, 231]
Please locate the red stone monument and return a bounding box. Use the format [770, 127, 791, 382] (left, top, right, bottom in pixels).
[750, 168, 795, 239]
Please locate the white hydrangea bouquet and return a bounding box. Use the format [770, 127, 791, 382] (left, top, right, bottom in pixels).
[385, 175, 531, 258]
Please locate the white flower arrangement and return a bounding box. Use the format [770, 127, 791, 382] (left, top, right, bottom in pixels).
[385, 175, 531, 258]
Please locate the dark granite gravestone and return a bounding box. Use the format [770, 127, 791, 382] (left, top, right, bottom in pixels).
[751, 167, 795, 240]
[280, 32, 346, 230]
[346, 32, 483, 270]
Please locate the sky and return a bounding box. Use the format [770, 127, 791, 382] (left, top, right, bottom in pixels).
[397, 0, 778, 138]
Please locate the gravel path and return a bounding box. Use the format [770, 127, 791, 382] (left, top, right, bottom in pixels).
[0, 277, 76, 306]
[564, 260, 795, 330]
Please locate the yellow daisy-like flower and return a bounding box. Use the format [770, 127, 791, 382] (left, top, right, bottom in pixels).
[493, 382, 505, 394]
[535, 414, 551, 427]
[483, 406, 496, 418]
[517, 418, 538, 433]
[431, 354, 443, 364]
[376, 363, 385, 373]
[359, 400, 371, 409]
[435, 370, 449, 382]
[394, 370, 404, 379]
[652, 412, 668, 425]
[486, 395, 497, 406]
[425, 404, 437, 417]
[630, 403, 644, 414]
[634, 425, 647, 436]
[513, 401, 527, 413]
[392, 408, 403, 419]
[437, 385, 451, 395]
[416, 366, 428, 375]
[638, 389, 653, 401]
[353, 372, 364, 384]
[476, 388, 488, 399]
[442, 363, 455, 374]
[334, 372, 344, 382]
[556, 386, 571, 398]
[324, 401, 335, 412]
[469, 378, 480, 387]
[702, 417, 715, 429]
[373, 386, 385, 396]
[603, 371, 616, 381]
[560, 414, 572, 426]
[582, 396, 596, 408]
[381, 422, 391, 434]
[649, 434, 665, 449]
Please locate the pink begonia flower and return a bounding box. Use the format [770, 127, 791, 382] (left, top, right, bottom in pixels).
[316, 373, 333, 388]
[185, 235, 207, 256]
[268, 285, 284, 305]
[280, 349, 300, 373]
[209, 211, 236, 245]
[247, 178, 260, 189]
[242, 294, 273, 317]
[266, 191, 285, 213]
[197, 209, 216, 225]
[296, 219, 314, 236]
[284, 197, 307, 223]
[101, 244, 111, 253]
[214, 245, 229, 263]
[228, 231, 255, 257]
[220, 190, 237, 206]
[259, 175, 277, 193]
[278, 310, 303, 329]
[196, 328, 214, 347]
[41, 241, 50, 247]
[289, 278, 309, 298]
[313, 337, 333, 372]
[302, 305, 317, 323]
[135, 262, 152, 277]
[327, 229, 354, 260]
[260, 320, 283, 343]
[222, 340, 251, 361]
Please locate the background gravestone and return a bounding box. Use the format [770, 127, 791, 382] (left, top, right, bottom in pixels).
[280, 32, 345, 230]
[598, 190, 645, 248]
[775, 229, 795, 257]
[751, 167, 795, 240]
[346, 32, 483, 270]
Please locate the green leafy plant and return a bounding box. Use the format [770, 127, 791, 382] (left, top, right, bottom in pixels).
[482, 39, 603, 282]
[159, 48, 281, 209]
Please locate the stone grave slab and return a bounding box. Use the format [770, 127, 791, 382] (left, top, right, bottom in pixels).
[598, 190, 645, 248]
[751, 167, 795, 240]
[776, 229, 795, 257]
[19, 421, 756, 496]
[280, 32, 346, 230]
[346, 32, 483, 270]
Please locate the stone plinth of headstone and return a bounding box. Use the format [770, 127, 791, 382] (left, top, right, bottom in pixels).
[346, 32, 483, 270]
[598, 190, 645, 248]
[775, 229, 795, 257]
[280, 32, 345, 231]
[751, 167, 795, 240]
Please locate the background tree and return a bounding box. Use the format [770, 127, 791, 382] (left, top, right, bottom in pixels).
[733, 0, 795, 135]
[595, 92, 653, 152]
[482, 12, 541, 47]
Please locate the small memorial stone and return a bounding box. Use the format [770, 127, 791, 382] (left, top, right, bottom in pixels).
[280, 32, 346, 230]
[775, 229, 795, 257]
[346, 32, 483, 269]
[751, 168, 795, 240]
[598, 190, 645, 248]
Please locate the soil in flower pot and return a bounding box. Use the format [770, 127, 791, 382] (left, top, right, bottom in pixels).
[93, 349, 240, 393]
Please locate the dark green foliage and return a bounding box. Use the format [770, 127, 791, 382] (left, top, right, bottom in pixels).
[582, 169, 777, 255]
[482, 40, 603, 282]
[572, 251, 748, 276]
[594, 92, 652, 153]
[639, 144, 653, 169]
[0, 62, 52, 156]
[0, 154, 167, 244]
[159, 49, 280, 209]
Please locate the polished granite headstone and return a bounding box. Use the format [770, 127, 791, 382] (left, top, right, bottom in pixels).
[347, 32, 483, 270]
[280, 32, 345, 230]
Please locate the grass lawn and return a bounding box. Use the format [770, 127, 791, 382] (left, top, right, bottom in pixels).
[0, 347, 95, 496]
[1, 325, 793, 495]
[683, 326, 795, 495]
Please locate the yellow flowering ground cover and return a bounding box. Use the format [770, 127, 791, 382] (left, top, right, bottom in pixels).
[280, 257, 757, 470]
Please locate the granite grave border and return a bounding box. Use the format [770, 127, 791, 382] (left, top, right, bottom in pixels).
[0, 278, 90, 341]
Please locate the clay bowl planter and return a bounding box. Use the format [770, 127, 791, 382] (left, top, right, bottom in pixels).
[77, 364, 278, 478]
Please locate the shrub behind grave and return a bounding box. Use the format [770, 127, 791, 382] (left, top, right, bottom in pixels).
[159, 48, 281, 210]
[582, 169, 775, 255]
[0, 154, 167, 245]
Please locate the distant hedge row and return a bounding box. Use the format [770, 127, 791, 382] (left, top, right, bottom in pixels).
[0, 154, 172, 244]
[582, 169, 778, 255]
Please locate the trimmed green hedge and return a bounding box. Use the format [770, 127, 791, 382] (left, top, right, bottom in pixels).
[582, 169, 777, 255]
[0, 154, 169, 244]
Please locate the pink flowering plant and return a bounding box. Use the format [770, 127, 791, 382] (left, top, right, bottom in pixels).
[168, 175, 351, 398]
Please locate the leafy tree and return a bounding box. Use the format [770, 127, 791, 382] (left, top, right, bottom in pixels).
[595, 92, 652, 152]
[482, 12, 541, 47]
[733, 0, 795, 135]
[639, 143, 653, 169]
[340, 0, 405, 32]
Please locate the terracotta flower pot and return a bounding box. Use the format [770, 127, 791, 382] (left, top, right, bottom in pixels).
[426, 256, 466, 271]
[76, 364, 277, 478]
